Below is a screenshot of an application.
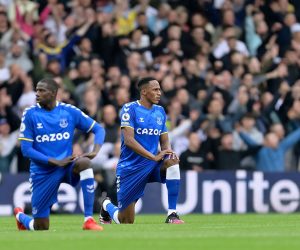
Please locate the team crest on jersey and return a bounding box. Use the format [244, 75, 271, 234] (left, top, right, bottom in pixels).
[122, 113, 130, 121]
[139, 117, 144, 122]
[59, 118, 68, 128]
[157, 117, 162, 125]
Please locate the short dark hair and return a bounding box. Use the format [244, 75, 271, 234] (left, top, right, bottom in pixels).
[241, 113, 255, 120]
[39, 78, 59, 93]
[137, 77, 157, 91]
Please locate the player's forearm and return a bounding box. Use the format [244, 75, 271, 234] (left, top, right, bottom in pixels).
[124, 138, 155, 161]
[160, 142, 172, 151]
[21, 142, 49, 165]
[160, 133, 172, 151]
[84, 144, 101, 159]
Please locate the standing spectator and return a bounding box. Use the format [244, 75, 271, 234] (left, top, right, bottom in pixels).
[240, 127, 300, 172]
[16, 75, 35, 116]
[214, 133, 259, 170]
[134, 0, 157, 20]
[7, 0, 38, 24]
[0, 118, 18, 173]
[5, 41, 33, 73]
[101, 104, 119, 143]
[36, 18, 94, 72]
[0, 50, 10, 84]
[0, 88, 21, 172]
[148, 3, 170, 35]
[114, 0, 136, 36]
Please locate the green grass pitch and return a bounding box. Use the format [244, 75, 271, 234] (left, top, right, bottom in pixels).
[1, 214, 300, 250]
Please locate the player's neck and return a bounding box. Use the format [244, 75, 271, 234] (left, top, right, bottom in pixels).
[139, 99, 153, 109]
[41, 100, 57, 111]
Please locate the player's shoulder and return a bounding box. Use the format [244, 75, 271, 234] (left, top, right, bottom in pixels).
[58, 102, 83, 114]
[153, 104, 164, 109]
[125, 101, 138, 108]
[58, 102, 78, 110]
[21, 104, 39, 117]
[122, 101, 139, 111]
[59, 102, 92, 121]
[153, 104, 166, 112]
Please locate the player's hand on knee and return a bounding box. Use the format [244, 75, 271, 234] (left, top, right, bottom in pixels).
[153, 149, 173, 162]
[163, 153, 179, 169]
[164, 152, 179, 161]
[164, 159, 179, 168]
[170, 152, 179, 161]
[79, 151, 97, 159]
[78, 144, 100, 160]
[163, 158, 179, 168]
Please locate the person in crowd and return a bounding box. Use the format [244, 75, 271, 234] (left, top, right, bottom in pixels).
[180, 132, 208, 172]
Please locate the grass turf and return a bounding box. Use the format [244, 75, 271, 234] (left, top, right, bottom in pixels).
[1, 214, 300, 250]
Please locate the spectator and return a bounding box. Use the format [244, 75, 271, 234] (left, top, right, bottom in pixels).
[240, 127, 300, 172]
[213, 27, 249, 59]
[200, 98, 233, 133]
[36, 18, 94, 72]
[0, 0, 299, 174]
[213, 132, 259, 170]
[179, 132, 208, 172]
[134, 0, 157, 20]
[148, 2, 170, 35]
[114, 0, 136, 36]
[16, 75, 35, 116]
[0, 50, 10, 83]
[0, 118, 18, 173]
[5, 41, 33, 73]
[7, 0, 38, 24]
[0, 87, 21, 173]
[101, 104, 119, 144]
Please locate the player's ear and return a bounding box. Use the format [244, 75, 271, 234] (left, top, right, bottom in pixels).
[141, 88, 147, 95]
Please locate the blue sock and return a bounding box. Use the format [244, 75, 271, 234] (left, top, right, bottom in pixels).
[19, 213, 33, 230]
[106, 203, 119, 223]
[80, 178, 94, 217]
[166, 179, 180, 210]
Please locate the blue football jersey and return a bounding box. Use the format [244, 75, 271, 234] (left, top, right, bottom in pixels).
[19, 102, 96, 173]
[117, 101, 168, 172]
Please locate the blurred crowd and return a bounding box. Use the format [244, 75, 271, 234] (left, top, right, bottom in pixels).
[1, 0, 300, 188]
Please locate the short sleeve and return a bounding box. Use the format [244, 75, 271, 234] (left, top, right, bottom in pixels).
[120, 104, 135, 129]
[161, 107, 168, 134]
[69, 105, 96, 132]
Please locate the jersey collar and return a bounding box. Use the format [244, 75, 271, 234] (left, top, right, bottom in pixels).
[36, 101, 59, 108]
[137, 100, 154, 110]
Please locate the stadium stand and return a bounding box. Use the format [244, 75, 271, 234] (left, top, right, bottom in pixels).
[1, 0, 300, 188]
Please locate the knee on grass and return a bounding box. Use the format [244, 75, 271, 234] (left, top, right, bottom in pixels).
[120, 218, 135, 224]
[119, 213, 135, 224]
[34, 221, 49, 230]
